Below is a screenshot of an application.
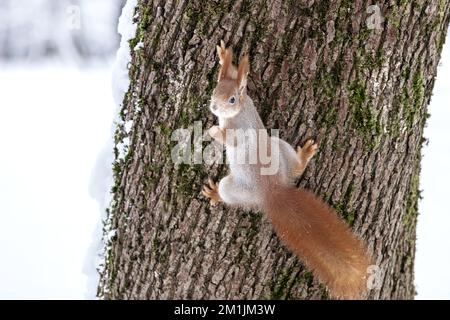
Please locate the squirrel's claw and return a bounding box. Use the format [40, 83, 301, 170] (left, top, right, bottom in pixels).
[293, 139, 318, 178]
[202, 178, 221, 206]
[297, 139, 318, 162]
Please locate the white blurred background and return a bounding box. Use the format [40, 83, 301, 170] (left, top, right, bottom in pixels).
[0, 0, 122, 299]
[0, 0, 122, 61]
[0, 0, 448, 299]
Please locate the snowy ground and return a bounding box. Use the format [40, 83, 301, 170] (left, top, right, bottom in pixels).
[0, 63, 114, 299]
[415, 32, 450, 300]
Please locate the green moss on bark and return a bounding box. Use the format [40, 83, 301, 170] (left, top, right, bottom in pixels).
[330, 183, 356, 226]
[348, 81, 382, 149]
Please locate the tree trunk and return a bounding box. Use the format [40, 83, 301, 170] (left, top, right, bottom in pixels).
[98, 0, 450, 299]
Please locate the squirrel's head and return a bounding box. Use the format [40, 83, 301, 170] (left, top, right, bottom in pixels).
[209, 42, 249, 119]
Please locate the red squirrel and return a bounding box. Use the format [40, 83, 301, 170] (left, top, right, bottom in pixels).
[202, 41, 372, 299]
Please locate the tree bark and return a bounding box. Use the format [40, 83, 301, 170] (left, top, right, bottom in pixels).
[98, 0, 450, 299]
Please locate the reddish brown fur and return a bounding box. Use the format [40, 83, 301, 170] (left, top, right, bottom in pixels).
[236, 55, 249, 91]
[213, 79, 238, 100]
[218, 48, 234, 81]
[263, 184, 371, 299]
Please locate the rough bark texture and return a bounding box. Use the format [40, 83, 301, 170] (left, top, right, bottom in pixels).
[98, 0, 450, 299]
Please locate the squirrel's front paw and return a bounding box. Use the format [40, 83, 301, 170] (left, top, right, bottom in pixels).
[202, 178, 221, 206]
[208, 126, 224, 141]
[297, 139, 318, 162]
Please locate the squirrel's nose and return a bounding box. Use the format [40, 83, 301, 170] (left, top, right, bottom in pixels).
[211, 104, 218, 111]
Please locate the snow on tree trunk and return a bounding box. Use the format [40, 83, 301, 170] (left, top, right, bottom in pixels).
[98, 0, 450, 299]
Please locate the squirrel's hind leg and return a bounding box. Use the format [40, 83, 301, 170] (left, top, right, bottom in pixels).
[202, 178, 221, 206]
[293, 139, 318, 177]
[202, 175, 257, 207]
[218, 174, 258, 207]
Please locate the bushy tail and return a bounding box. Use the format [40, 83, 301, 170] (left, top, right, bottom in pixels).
[263, 185, 371, 299]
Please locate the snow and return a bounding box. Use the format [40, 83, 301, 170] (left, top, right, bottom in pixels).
[84, 0, 138, 298]
[117, 137, 131, 160]
[0, 63, 114, 299]
[415, 32, 450, 300]
[112, 0, 138, 107]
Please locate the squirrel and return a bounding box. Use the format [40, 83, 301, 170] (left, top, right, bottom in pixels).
[202, 41, 372, 299]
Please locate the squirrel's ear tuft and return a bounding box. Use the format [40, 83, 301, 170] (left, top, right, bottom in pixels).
[236, 54, 249, 93]
[218, 47, 233, 81]
[216, 40, 226, 66]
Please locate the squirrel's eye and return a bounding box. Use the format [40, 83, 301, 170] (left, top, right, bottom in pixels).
[229, 96, 236, 104]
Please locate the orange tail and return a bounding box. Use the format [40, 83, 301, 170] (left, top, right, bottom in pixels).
[263, 185, 371, 299]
